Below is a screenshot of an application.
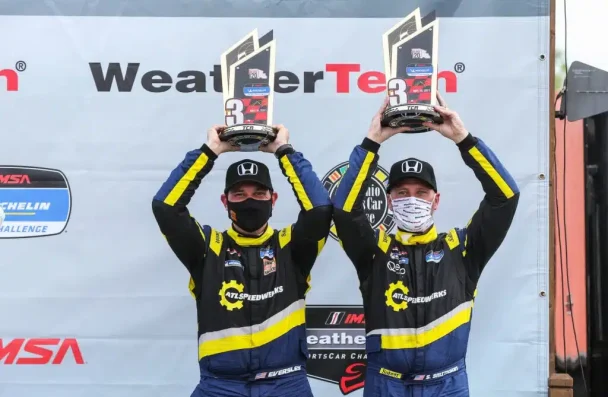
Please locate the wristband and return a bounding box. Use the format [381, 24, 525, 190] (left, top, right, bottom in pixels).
[275, 144, 295, 159]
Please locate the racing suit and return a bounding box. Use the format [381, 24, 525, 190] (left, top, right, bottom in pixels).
[332, 134, 519, 397]
[152, 143, 332, 397]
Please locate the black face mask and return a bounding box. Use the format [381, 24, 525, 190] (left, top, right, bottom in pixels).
[227, 198, 273, 233]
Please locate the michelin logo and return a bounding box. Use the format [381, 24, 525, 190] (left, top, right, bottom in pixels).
[225, 259, 244, 269]
[406, 64, 433, 77]
[243, 85, 270, 97]
[0, 166, 72, 239]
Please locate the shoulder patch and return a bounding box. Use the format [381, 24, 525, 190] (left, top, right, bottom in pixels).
[208, 228, 223, 256]
[279, 225, 293, 248]
[377, 229, 392, 253]
[457, 227, 468, 257]
[445, 228, 460, 250]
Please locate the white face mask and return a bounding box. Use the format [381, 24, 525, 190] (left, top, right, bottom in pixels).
[391, 196, 435, 233]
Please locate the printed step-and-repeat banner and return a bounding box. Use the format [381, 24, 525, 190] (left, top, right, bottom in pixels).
[0, 1, 550, 396]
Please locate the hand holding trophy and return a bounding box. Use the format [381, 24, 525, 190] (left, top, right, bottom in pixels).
[219, 29, 278, 152]
[380, 9, 444, 133]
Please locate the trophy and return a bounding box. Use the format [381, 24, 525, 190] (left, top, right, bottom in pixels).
[220, 29, 277, 151]
[381, 9, 443, 133]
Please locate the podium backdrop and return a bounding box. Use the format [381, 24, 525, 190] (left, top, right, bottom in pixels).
[0, 1, 550, 396]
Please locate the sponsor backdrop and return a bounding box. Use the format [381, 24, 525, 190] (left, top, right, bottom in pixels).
[0, 1, 550, 396]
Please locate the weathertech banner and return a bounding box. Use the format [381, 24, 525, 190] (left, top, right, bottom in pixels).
[0, 1, 550, 396]
[306, 306, 367, 394]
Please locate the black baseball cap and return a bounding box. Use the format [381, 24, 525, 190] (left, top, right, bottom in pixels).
[386, 158, 437, 192]
[224, 159, 273, 194]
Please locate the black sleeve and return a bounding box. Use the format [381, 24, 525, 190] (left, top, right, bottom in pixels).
[276, 146, 333, 276]
[151, 144, 217, 282]
[455, 133, 520, 285]
[331, 138, 381, 282]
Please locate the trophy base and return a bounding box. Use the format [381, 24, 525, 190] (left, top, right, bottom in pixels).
[220, 124, 277, 152]
[380, 104, 443, 133]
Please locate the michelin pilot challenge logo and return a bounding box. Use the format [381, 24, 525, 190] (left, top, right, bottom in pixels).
[321, 162, 394, 240]
[0, 166, 71, 239]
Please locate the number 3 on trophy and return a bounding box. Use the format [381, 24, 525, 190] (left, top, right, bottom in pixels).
[225, 98, 245, 126]
[387, 78, 408, 107]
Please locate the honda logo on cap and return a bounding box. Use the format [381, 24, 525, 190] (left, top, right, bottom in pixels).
[237, 162, 258, 176]
[402, 160, 423, 173]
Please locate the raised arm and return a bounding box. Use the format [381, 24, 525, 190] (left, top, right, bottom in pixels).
[332, 138, 383, 282]
[264, 126, 333, 275]
[454, 133, 520, 284]
[332, 98, 409, 282]
[422, 96, 519, 286]
[151, 126, 236, 290]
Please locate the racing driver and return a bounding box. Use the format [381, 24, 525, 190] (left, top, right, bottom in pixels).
[152, 124, 332, 397]
[332, 96, 520, 396]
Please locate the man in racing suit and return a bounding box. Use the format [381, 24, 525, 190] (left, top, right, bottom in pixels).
[332, 97, 520, 397]
[152, 124, 332, 397]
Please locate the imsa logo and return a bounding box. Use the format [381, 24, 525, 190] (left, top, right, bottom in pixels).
[0, 166, 72, 239]
[321, 162, 395, 241]
[306, 305, 367, 395]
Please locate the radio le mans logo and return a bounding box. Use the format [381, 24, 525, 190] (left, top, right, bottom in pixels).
[321, 162, 395, 240]
[0, 166, 72, 239]
[306, 305, 367, 395]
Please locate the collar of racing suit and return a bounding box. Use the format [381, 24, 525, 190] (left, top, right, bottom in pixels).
[227, 225, 275, 246]
[394, 225, 438, 245]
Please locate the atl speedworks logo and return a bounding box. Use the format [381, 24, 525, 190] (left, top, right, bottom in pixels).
[0, 61, 26, 91]
[385, 281, 448, 312]
[219, 280, 284, 311]
[89, 62, 463, 94]
[322, 162, 395, 241]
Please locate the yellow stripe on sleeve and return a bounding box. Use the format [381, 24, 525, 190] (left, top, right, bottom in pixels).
[343, 152, 375, 213]
[280, 156, 313, 211]
[163, 153, 210, 206]
[468, 147, 515, 199]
